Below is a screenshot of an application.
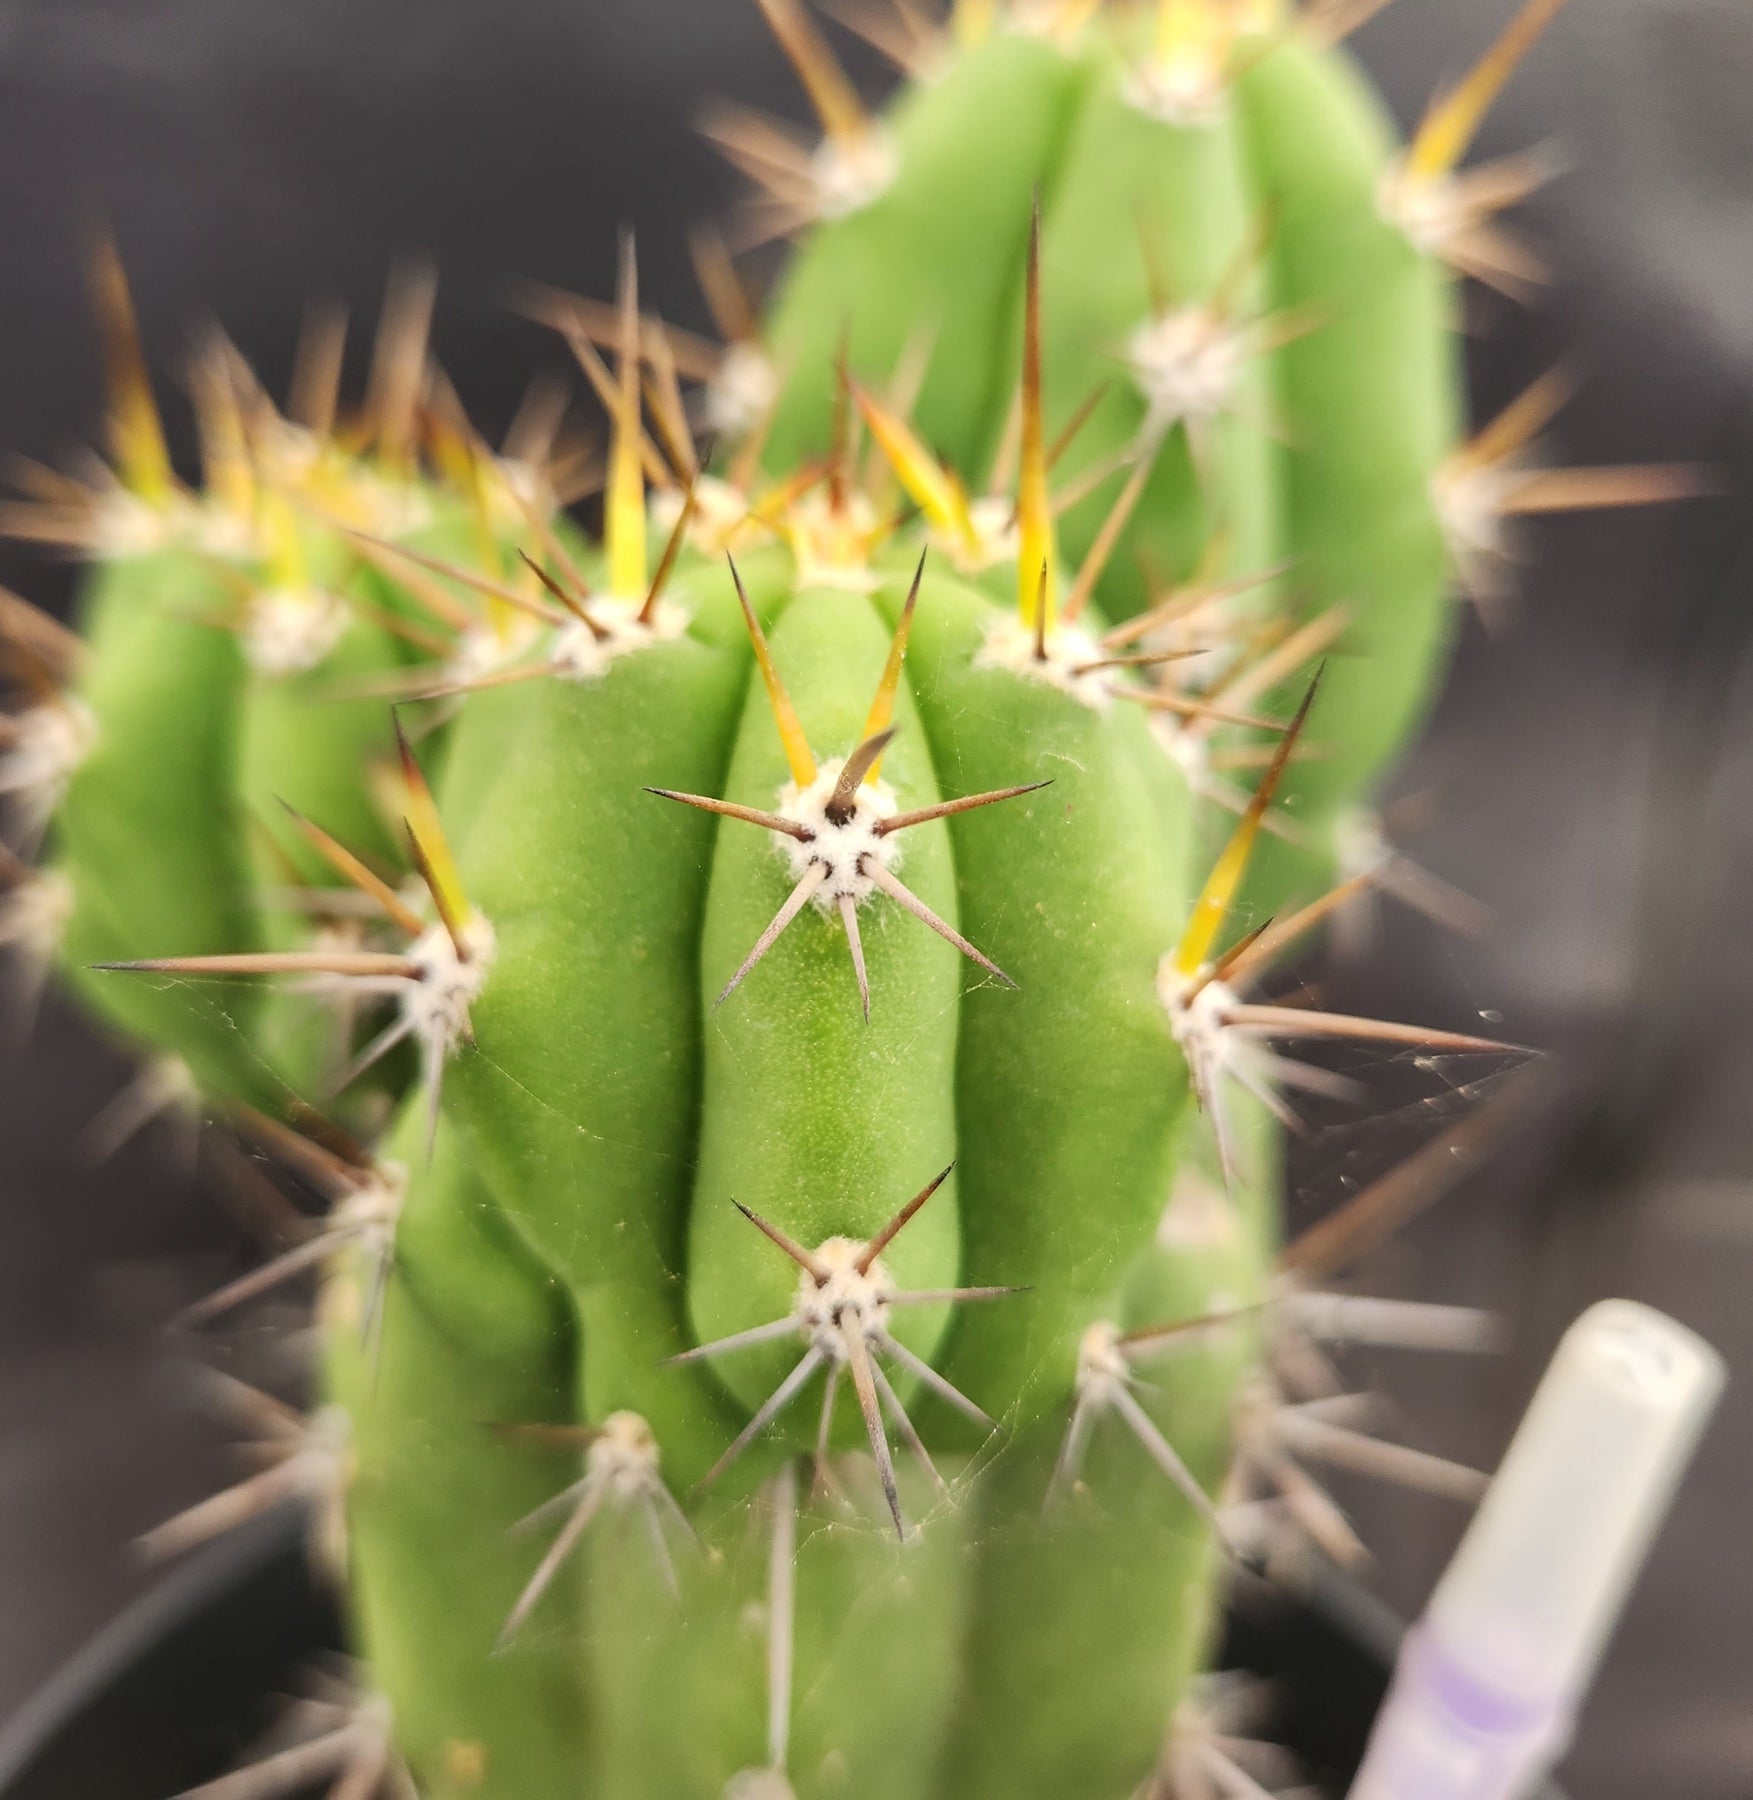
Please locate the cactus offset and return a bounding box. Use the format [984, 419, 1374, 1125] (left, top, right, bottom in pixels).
[0, 3, 1716, 1798]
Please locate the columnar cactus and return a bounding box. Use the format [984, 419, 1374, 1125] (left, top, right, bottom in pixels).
[0, 3, 1712, 1798]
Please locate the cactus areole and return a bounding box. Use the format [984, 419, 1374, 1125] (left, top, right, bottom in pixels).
[9, 1, 1697, 1796]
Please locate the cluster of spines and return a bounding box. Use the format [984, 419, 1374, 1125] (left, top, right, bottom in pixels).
[41, 278, 1514, 1800]
[140, 1090, 1527, 1800]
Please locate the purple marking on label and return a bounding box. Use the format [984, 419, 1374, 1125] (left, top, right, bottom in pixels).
[1398, 1626, 1561, 1737]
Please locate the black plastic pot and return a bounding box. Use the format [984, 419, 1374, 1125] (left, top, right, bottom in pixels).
[0, 1503, 1565, 1800]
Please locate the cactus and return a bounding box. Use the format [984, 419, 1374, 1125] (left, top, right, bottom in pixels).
[0, 2, 1716, 1798]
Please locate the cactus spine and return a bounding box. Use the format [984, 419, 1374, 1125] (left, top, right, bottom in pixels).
[0, 2, 1712, 1797]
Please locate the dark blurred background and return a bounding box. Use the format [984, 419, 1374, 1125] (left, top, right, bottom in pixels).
[1, 1, 1750, 1793]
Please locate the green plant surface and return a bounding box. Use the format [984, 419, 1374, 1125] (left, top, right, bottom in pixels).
[0, 5, 1606, 1796]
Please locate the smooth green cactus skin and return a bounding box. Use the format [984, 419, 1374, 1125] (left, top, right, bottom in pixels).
[944, 1114, 1271, 1800]
[239, 616, 407, 883]
[430, 507, 604, 844]
[385, 530, 1259, 1798]
[440, 549, 783, 1477]
[1236, 36, 1462, 891]
[689, 586, 963, 1416]
[945, 1435, 1222, 1800]
[763, 32, 1088, 479]
[327, 1105, 589, 1800]
[881, 568, 1195, 1422]
[1037, 45, 1283, 623]
[238, 497, 519, 899]
[587, 1469, 973, 1800]
[242, 605, 413, 1106]
[57, 549, 271, 1103]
